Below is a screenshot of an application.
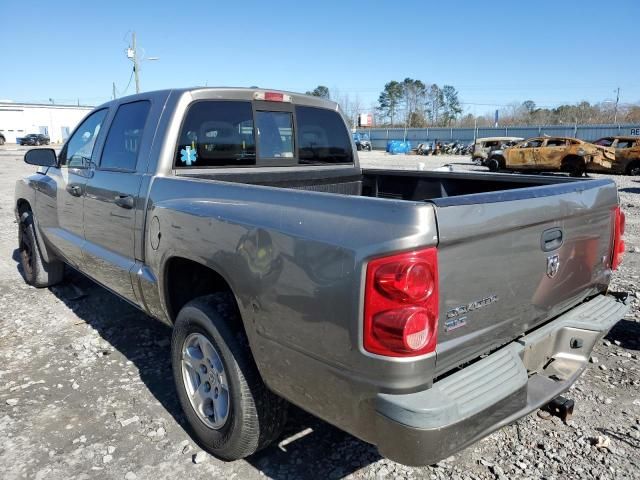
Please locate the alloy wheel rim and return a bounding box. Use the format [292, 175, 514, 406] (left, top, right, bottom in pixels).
[181, 333, 230, 429]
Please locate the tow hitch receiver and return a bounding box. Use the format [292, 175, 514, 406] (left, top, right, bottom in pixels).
[541, 395, 574, 422]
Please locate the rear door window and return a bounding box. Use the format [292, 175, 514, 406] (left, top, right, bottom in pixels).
[545, 138, 567, 147]
[296, 106, 353, 164]
[100, 100, 151, 171]
[175, 101, 256, 168]
[521, 139, 543, 148]
[616, 140, 634, 149]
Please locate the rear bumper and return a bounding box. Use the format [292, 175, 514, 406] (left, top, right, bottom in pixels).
[374, 294, 628, 466]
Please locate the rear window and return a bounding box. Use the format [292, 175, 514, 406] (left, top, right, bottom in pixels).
[174, 101, 353, 168]
[176, 101, 256, 168]
[296, 106, 353, 164]
[256, 111, 294, 159]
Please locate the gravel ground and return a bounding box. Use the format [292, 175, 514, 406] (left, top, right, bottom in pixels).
[0, 146, 639, 479]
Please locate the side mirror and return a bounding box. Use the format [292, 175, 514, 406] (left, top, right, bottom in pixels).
[24, 148, 58, 167]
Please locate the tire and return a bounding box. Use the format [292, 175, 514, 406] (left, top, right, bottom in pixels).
[487, 158, 500, 172]
[626, 161, 640, 176]
[568, 160, 586, 177]
[18, 211, 64, 287]
[0, 136, 5, 145]
[171, 293, 288, 461]
[35, 140, 41, 146]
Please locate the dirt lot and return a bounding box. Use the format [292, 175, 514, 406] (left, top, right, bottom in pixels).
[0, 147, 639, 479]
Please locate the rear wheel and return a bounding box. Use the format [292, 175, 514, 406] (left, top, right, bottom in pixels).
[626, 161, 640, 176]
[0, 136, 5, 145]
[18, 211, 64, 287]
[171, 293, 288, 461]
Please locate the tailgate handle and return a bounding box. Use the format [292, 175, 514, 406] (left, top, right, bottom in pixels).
[541, 228, 563, 252]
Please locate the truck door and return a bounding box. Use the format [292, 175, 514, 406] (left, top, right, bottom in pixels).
[35, 108, 109, 268]
[82, 100, 151, 303]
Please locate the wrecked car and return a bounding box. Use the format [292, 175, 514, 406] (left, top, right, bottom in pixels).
[15, 88, 628, 466]
[486, 136, 615, 176]
[592, 136, 640, 175]
[471, 136, 523, 165]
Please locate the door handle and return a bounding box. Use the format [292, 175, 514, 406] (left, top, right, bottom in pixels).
[541, 228, 563, 252]
[67, 184, 83, 197]
[114, 194, 134, 209]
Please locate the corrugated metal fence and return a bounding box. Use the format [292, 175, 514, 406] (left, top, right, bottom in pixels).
[357, 124, 640, 150]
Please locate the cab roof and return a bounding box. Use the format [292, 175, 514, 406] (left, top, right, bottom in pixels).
[97, 87, 340, 112]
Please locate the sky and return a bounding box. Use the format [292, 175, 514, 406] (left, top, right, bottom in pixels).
[1, 0, 638, 116]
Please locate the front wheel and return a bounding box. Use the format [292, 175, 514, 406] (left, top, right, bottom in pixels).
[19, 211, 64, 287]
[487, 158, 500, 172]
[171, 293, 288, 461]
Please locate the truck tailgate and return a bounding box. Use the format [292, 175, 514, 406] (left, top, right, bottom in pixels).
[432, 179, 618, 375]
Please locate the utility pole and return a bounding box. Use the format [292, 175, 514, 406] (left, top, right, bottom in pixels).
[125, 32, 158, 94]
[132, 32, 140, 94]
[614, 87, 620, 124]
[112, 82, 117, 100]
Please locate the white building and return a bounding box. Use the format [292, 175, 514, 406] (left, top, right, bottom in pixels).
[0, 102, 93, 144]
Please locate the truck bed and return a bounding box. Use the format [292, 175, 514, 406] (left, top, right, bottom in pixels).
[172, 167, 617, 375]
[175, 167, 581, 202]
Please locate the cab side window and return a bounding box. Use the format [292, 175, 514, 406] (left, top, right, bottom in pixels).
[100, 101, 151, 171]
[60, 109, 108, 168]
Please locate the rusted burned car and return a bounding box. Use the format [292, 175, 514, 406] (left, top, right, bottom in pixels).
[592, 136, 640, 175]
[486, 136, 615, 176]
[472, 136, 523, 165]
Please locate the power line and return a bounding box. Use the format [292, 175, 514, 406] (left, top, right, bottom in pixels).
[122, 69, 135, 95]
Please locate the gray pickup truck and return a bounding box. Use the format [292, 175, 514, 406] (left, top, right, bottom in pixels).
[15, 88, 628, 466]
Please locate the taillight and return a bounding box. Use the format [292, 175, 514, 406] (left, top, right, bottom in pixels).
[611, 206, 625, 270]
[364, 247, 438, 357]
